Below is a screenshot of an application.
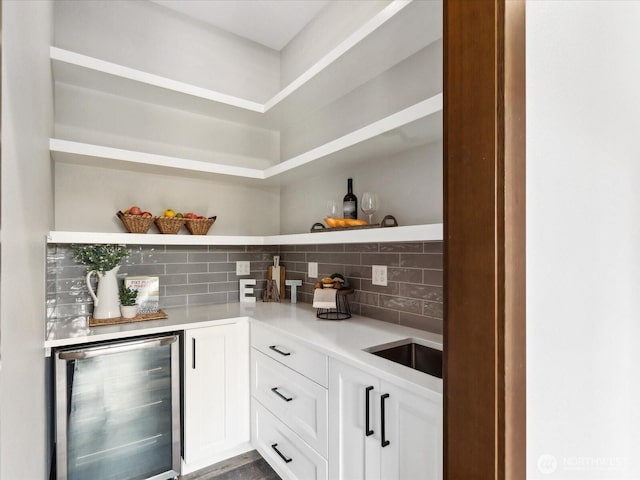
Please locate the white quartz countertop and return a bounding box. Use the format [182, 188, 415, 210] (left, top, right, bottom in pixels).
[46, 302, 443, 395]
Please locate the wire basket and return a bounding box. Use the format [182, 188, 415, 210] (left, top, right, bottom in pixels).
[185, 216, 217, 235]
[154, 217, 186, 234]
[116, 211, 155, 234]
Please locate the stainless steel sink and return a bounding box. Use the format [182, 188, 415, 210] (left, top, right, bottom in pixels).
[367, 340, 442, 379]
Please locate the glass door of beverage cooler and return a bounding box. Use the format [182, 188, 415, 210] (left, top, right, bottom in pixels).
[54, 334, 181, 480]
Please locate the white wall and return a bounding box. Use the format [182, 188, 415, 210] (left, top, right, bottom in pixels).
[55, 83, 280, 170]
[527, 2, 640, 478]
[0, 1, 54, 478]
[55, 163, 280, 235]
[279, 141, 442, 234]
[280, 41, 441, 160]
[280, 0, 389, 86]
[54, 0, 280, 102]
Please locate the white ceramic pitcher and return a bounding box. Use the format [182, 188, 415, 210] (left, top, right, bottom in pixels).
[86, 265, 121, 319]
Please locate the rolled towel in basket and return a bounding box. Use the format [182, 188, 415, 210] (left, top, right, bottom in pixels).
[313, 288, 337, 308]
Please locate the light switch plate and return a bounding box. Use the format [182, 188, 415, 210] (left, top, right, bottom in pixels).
[372, 265, 388, 286]
[308, 262, 318, 278]
[236, 261, 250, 276]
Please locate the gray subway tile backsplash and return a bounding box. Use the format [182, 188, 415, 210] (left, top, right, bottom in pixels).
[361, 253, 401, 266]
[279, 241, 444, 332]
[423, 269, 444, 286]
[47, 241, 444, 333]
[165, 283, 209, 296]
[379, 295, 423, 315]
[47, 244, 278, 321]
[379, 242, 423, 253]
[345, 243, 378, 252]
[188, 272, 228, 284]
[142, 251, 188, 264]
[187, 251, 228, 263]
[400, 253, 443, 269]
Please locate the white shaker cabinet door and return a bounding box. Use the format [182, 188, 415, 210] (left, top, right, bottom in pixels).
[328, 359, 382, 480]
[379, 381, 442, 480]
[183, 321, 250, 468]
[329, 358, 443, 480]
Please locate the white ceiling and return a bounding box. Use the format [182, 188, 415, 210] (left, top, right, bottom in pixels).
[151, 0, 329, 51]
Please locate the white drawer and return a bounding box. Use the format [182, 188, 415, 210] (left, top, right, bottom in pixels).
[251, 322, 328, 387]
[252, 349, 328, 457]
[252, 399, 328, 480]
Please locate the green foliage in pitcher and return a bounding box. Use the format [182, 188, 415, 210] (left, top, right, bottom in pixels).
[71, 244, 130, 272]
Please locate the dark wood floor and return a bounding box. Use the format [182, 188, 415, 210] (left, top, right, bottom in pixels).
[181, 450, 281, 480]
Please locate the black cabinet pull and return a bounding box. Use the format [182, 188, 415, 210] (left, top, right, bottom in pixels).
[381, 393, 390, 447]
[192, 338, 196, 369]
[365, 386, 374, 436]
[271, 387, 293, 402]
[269, 345, 291, 356]
[271, 443, 293, 463]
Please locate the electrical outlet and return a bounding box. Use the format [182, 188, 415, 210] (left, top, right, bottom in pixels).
[236, 261, 250, 276]
[372, 265, 388, 286]
[308, 262, 318, 278]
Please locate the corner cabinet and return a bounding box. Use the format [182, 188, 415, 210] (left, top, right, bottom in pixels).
[182, 321, 251, 474]
[328, 358, 442, 480]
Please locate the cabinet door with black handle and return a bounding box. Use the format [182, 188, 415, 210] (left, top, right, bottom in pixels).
[183, 322, 250, 470]
[328, 358, 443, 480]
[378, 381, 442, 480]
[328, 359, 382, 480]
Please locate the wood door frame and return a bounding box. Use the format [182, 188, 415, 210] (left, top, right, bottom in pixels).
[443, 1, 526, 479]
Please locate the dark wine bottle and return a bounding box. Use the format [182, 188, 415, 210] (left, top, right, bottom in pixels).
[343, 178, 358, 219]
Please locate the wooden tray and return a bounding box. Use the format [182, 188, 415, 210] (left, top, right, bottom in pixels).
[311, 215, 398, 233]
[89, 309, 168, 326]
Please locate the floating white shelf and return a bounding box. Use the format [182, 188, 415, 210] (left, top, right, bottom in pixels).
[50, 0, 441, 126]
[47, 224, 443, 246]
[49, 139, 266, 180]
[50, 93, 442, 182]
[264, 96, 442, 181]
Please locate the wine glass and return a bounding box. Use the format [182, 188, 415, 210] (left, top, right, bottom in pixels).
[361, 192, 378, 224]
[326, 200, 339, 218]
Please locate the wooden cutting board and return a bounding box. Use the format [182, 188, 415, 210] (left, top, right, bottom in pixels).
[267, 266, 286, 299]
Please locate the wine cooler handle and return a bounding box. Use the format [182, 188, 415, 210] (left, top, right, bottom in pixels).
[271, 443, 293, 463]
[381, 393, 390, 447]
[271, 387, 293, 402]
[192, 337, 196, 369]
[269, 345, 291, 356]
[58, 335, 178, 360]
[365, 386, 374, 436]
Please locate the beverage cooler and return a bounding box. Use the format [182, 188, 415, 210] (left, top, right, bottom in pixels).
[54, 334, 181, 480]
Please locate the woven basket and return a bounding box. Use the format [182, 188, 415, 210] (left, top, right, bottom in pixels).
[154, 217, 186, 234]
[116, 211, 155, 234]
[185, 216, 216, 235]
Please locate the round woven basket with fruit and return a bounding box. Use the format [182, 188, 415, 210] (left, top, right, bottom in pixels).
[155, 209, 186, 234]
[117, 206, 155, 233]
[183, 213, 217, 235]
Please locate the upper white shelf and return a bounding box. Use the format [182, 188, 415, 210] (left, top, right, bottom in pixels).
[50, 93, 442, 182]
[50, 0, 441, 127]
[47, 223, 443, 246]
